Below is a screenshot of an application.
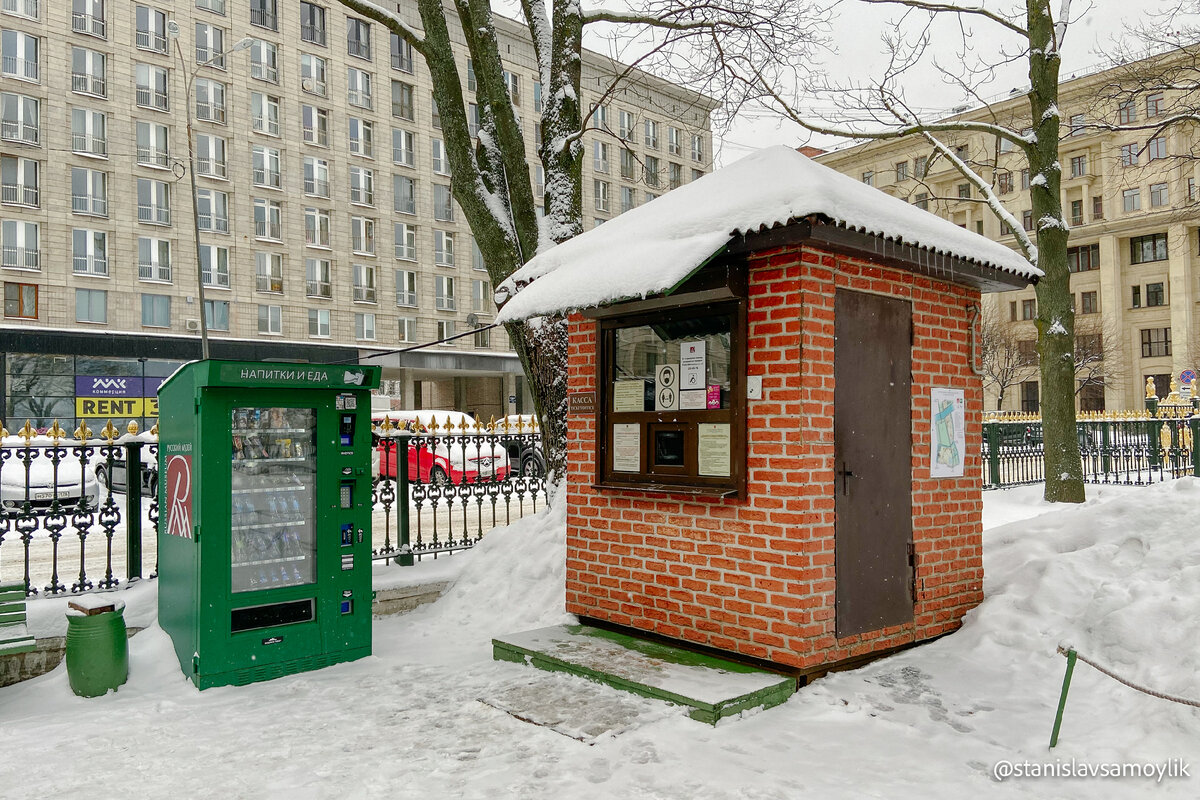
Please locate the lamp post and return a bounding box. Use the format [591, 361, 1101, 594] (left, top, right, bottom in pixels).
[167, 22, 254, 360]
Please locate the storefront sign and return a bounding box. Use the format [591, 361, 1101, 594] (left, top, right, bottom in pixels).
[216, 364, 372, 389]
[76, 397, 159, 417]
[568, 392, 597, 414]
[74, 375, 166, 398]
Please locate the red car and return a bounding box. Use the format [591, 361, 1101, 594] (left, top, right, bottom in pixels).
[375, 411, 510, 485]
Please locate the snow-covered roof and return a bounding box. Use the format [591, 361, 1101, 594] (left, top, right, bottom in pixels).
[496, 146, 1040, 322]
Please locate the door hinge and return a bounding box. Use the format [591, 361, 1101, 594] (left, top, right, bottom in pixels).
[193, 524, 200, 544]
[907, 541, 918, 602]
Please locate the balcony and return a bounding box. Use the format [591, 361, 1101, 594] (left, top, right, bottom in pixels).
[135, 87, 168, 111]
[196, 101, 225, 123]
[72, 194, 107, 217]
[250, 62, 277, 83]
[353, 286, 376, 303]
[138, 204, 170, 225]
[303, 178, 329, 197]
[0, 244, 38, 270]
[73, 255, 107, 275]
[250, 8, 277, 30]
[435, 296, 456, 311]
[347, 40, 370, 60]
[253, 168, 281, 189]
[71, 73, 105, 97]
[135, 29, 167, 53]
[256, 275, 283, 293]
[391, 52, 412, 72]
[255, 220, 281, 240]
[71, 12, 105, 38]
[138, 262, 171, 282]
[347, 90, 372, 110]
[305, 280, 331, 298]
[2, 55, 37, 82]
[300, 23, 325, 46]
[1, 183, 38, 206]
[396, 290, 416, 307]
[198, 213, 229, 233]
[1, 0, 39, 19]
[0, 119, 37, 145]
[73, 133, 107, 157]
[253, 116, 279, 137]
[136, 144, 169, 168]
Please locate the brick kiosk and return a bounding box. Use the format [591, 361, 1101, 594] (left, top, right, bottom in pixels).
[497, 146, 1038, 678]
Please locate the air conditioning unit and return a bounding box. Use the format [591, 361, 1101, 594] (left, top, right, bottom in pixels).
[301, 78, 314, 92]
[185, 318, 201, 331]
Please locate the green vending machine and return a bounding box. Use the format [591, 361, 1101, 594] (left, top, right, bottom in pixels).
[157, 360, 381, 689]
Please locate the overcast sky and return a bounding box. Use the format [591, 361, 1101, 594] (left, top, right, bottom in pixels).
[712, 0, 1193, 165]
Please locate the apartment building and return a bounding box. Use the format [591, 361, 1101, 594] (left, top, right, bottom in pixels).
[815, 46, 1200, 412]
[0, 0, 715, 431]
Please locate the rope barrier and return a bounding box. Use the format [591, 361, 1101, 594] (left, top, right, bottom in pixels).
[1056, 645, 1200, 708]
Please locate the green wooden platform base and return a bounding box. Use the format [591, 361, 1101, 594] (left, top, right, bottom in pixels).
[492, 624, 796, 725]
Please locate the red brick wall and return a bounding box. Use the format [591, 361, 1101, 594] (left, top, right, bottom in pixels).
[564, 242, 985, 670]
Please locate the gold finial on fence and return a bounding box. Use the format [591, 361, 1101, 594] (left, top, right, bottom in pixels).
[1167, 379, 1182, 405]
[47, 420, 65, 442]
[18, 421, 35, 444]
[0, 425, 7, 439]
[1146, 376, 1158, 399]
[378, 415, 394, 433]
[100, 420, 119, 443]
[74, 421, 92, 442]
[127, 421, 139, 436]
[531, 415, 540, 431]
[487, 415, 498, 433]
[1160, 422, 1172, 451]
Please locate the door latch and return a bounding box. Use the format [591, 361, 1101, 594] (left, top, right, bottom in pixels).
[836, 461, 855, 496]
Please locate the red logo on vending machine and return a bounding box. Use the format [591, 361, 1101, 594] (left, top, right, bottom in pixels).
[165, 454, 193, 539]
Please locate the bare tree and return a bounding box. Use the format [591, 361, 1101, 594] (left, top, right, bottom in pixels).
[722, 0, 1088, 502]
[979, 304, 1037, 411]
[335, 0, 826, 480]
[1073, 314, 1124, 402]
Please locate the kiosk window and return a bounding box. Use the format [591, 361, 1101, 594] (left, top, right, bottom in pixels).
[597, 298, 745, 495]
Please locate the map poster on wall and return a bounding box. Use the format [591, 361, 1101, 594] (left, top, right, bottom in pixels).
[680, 340, 706, 390]
[612, 424, 641, 472]
[613, 380, 645, 412]
[697, 423, 731, 477]
[929, 388, 966, 478]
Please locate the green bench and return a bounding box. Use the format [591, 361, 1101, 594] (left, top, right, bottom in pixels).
[0, 583, 35, 656]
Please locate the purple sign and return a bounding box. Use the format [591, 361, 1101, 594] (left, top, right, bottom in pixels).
[76, 376, 143, 397]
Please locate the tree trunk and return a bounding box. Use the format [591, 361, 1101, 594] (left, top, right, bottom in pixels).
[1027, 0, 1084, 502]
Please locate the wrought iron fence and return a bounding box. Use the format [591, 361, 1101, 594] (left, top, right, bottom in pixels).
[0, 420, 157, 598]
[982, 406, 1200, 489]
[370, 415, 548, 564]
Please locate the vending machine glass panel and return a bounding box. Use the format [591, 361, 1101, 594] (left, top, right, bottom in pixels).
[230, 407, 317, 593]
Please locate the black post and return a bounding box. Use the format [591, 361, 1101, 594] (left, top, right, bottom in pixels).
[396, 432, 413, 566]
[125, 440, 143, 580]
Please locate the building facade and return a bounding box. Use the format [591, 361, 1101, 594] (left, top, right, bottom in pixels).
[0, 0, 714, 432]
[815, 47, 1200, 412]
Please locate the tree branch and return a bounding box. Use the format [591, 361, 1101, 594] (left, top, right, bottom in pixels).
[858, 0, 1028, 36]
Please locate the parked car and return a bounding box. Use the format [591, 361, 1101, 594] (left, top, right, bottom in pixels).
[0, 441, 101, 513]
[375, 410, 510, 485]
[94, 448, 159, 497]
[495, 414, 546, 478]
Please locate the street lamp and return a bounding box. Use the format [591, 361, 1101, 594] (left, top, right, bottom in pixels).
[167, 21, 254, 360]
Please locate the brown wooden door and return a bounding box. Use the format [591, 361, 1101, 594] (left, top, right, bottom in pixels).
[833, 289, 913, 638]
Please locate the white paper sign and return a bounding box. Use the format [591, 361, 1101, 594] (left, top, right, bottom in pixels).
[929, 388, 966, 478]
[697, 423, 731, 477]
[613, 380, 645, 412]
[680, 340, 706, 390]
[656, 364, 679, 411]
[678, 389, 707, 410]
[612, 423, 641, 472]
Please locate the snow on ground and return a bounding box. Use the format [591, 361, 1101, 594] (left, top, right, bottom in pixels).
[2, 482, 1197, 799]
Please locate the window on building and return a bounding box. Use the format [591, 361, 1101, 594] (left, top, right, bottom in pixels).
[1150, 182, 1168, 208]
[1146, 282, 1166, 307]
[1067, 243, 1099, 272]
[895, 161, 909, 182]
[621, 186, 636, 214]
[392, 128, 415, 167]
[395, 268, 417, 306]
[472, 238, 485, 271]
[0, 219, 38, 269]
[1080, 290, 1098, 314]
[350, 165, 375, 206]
[434, 274, 455, 310]
[71, 47, 107, 97]
[670, 162, 683, 190]
[1147, 137, 1167, 161]
[997, 172, 1013, 194]
[301, 105, 329, 146]
[1021, 380, 1039, 413]
[252, 145, 281, 190]
[862, 171, 874, 186]
[1069, 155, 1087, 178]
[354, 312, 376, 340]
[4, 281, 36, 318]
[1021, 298, 1037, 320]
[72, 0, 105, 37]
[353, 263, 376, 303]
[533, 80, 542, 113]
[593, 140, 609, 174]
[957, 183, 971, 199]
[307, 308, 330, 337]
[1068, 113, 1085, 136]
[1131, 232, 1168, 264]
[347, 67, 373, 109]
[255, 251, 283, 293]
[253, 197, 282, 240]
[195, 78, 226, 123]
[431, 138, 449, 175]
[620, 148, 636, 180]
[691, 134, 704, 162]
[914, 193, 929, 211]
[1070, 199, 1083, 226]
[348, 117, 374, 157]
[347, 17, 371, 60]
[1119, 143, 1138, 167]
[300, 1, 325, 46]
[195, 187, 229, 232]
[391, 32, 413, 73]
[398, 316, 416, 342]
[350, 216, 375, 255]
[1146, 374, 1171, 399]
[305, 257, 331, 297]
[249, 0, 277, 29]
[644, 156, 660, 188]
[303, 156, 329, 197]
[135, 64, 168, 111]
[474, 326, 491, 348]
[137, 237, 170, 281]
[393, 174, 416, 215]
[1020, 168, 1030, 190]
[1, 155, 38, 207]
[594, 179, 610, 212]
[433, 183, 454, 221]
[1021, 209, 1033, 231]
[71, 228, 106, 275]
[199, 244, 229, 288]
[195, 0, 225, 15]
[472, 278, 491, 313]
[256, 303, 281, 334]
[1118, 100, 1137, 125]
[304, 207, 330, 248]
[667, 126, 681, 156]
[915, 156, 928, 179]
[1145, 92, 1164, 118]
[251, 92, 280, 136]
[436, 320, 455, 344]
[394, 222, 417, 260]
[1017, 339, 1038, 366]
[249, 39, 277, 83]
[390, 80, 415, 121]
[1092, 195, 1104, 220]
[73, 108, 107, 158]
[141, 293, 169, 327]
[301, 53, 326, 96]
[195, 22, 226, 68]
[1123, 188, 1141, 212]
[1141, 327, 1171, 357]
[502, 70, 521, 105]
[644, 119, 659, 149]
[136, 178, 170, 225]
[135, 5, 168, 53]
[75, 287, 106, 323]
[1132, 285, 1141, 308]
[434, 230, 454, 265]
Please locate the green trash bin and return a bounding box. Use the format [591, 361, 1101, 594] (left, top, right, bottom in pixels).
[65, 598, 129, 697]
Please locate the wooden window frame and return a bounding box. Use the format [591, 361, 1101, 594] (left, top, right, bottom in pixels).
[591, 283, 747, 497]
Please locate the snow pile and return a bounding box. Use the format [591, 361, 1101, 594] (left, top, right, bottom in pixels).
[497, 146, 1040, 322]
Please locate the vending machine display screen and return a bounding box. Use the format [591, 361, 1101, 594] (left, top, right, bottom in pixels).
[230, 407, 318, 593]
